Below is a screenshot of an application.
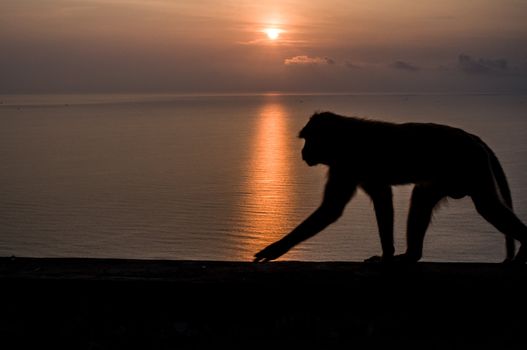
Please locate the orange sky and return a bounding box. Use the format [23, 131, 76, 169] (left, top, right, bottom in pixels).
[1, 0, 526, 93]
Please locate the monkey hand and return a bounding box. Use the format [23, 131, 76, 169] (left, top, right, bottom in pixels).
[253, 240, 291, 263]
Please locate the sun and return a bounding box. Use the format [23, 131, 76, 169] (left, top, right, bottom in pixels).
[264, 28, 282, 40]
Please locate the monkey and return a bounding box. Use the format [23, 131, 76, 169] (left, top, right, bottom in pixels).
[253, 111, 527, 264]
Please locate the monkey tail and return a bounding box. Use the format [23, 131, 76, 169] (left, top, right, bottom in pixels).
[485, 144, 515, 259]
[486, 145, 513, 209]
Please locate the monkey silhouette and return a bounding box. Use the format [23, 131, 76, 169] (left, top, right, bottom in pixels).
[254, 112, 527, 263]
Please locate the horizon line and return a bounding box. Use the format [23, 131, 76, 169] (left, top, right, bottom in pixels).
[1, 90, 526, 107]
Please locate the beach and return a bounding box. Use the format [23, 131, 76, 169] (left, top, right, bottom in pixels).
[2, 257, 527, 349]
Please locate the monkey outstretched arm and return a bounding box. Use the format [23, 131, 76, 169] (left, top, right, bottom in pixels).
[254, 171, 356, 262]
[253, 206, 343, 262]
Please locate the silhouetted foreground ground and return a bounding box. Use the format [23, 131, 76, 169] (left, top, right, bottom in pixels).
[2, 257, 527, 349]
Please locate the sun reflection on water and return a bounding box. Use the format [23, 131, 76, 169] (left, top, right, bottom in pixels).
[237, 99, 299, 259]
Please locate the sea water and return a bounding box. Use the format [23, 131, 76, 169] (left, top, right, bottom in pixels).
[0, 93, 526, 262]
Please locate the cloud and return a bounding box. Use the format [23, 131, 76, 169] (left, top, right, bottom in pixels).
[284, 55, 335, 66]
[344, 60, 362, 69]
[458, 54, 508, 75]
[390, 60, 420, 71]
[325, 57, 336, 65]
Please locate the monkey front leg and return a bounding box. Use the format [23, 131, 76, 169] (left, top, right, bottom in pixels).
[253, 170, 356, 262]
[362, 184, 394, 263]
[253, 205, 344, 262]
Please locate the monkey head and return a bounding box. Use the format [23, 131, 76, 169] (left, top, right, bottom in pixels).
[298, 112, 341, 166]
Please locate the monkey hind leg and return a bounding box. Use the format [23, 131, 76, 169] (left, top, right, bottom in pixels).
[472, 193, 527, 263]
[486, 147, 516, 260]
[505, 236, 516, 263]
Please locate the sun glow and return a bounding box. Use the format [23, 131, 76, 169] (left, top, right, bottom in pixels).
[264, 28, 282, 40]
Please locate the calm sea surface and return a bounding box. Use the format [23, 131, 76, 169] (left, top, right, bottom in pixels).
[1, 93, 526, 262]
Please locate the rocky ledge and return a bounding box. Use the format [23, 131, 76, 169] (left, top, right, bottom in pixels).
[1, 257, 527, 349]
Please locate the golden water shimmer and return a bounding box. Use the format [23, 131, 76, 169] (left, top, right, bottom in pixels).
[238, 100, 300, 258]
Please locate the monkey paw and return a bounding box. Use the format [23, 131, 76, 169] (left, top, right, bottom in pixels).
[364, 255, 393, 264]
[364, 255, 382, 263]
[253, 241, 291, 263]
[502, 257, 514, 264]
[392, 253, 420, 264]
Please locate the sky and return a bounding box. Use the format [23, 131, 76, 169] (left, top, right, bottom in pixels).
[1, 0, 527, 94]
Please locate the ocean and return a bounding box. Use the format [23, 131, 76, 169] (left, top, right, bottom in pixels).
[1, 93, 526, 262]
